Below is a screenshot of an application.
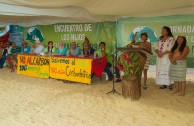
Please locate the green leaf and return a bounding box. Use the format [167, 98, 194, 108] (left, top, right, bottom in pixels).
[131, 55, 139, 62]
[134, 62, 139, 66]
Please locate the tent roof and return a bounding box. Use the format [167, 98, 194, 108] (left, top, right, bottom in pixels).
[1, 0, 194, 26]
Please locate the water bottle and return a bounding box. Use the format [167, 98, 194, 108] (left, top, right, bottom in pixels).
[66, 50, 69, 57]
[120, 71, 124, 77]
[94, 52, 96, 59]
[48, 52, 51, 56]
[105, 73, 108, 80]
[81, 51, 84, 57]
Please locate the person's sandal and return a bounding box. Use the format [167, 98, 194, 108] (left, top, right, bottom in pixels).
[159, 85, 167, 89]
[115, 78, 121, 83]
[143, 85, 147, 90]
[169, 84, 173, 90]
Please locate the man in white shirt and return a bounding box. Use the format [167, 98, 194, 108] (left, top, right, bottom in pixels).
[33, 41, 45, 55]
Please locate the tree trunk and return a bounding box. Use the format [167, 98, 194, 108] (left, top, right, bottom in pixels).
[121, 76, 140, 101]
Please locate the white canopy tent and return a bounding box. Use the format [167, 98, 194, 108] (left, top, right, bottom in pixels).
[0, 0, 194, 26]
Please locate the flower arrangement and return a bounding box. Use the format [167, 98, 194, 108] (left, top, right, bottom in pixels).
[5, 54, 17, 72]
[117, 52, 141, 76]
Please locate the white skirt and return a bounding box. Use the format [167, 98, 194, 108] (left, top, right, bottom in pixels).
[155, 55, 174, 86]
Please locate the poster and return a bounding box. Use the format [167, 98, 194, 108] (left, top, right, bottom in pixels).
[17, 54, 50, 78]
[50, 56, 92, 84]
[9, 25, 24, 46]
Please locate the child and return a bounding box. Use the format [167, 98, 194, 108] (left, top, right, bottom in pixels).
[129, 32, 152, 89]
[169, 35, 190, 96]
[115, 32, 152, 89]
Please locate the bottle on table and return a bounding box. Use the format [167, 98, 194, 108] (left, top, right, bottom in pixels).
[66, 50, 69, 57]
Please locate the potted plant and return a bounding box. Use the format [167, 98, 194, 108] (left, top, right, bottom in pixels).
[117, 52, 144, 101]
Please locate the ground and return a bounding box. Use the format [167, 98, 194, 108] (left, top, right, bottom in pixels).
[0, 68, 194, 126]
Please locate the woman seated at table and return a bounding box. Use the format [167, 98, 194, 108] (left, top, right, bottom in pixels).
[21, 41, 31, 53]
[44, 41, 56, 55]
[55, 42, 67, 56]
[82, 42, 95, 57]
[84, 37, 95, 50]
[5, 42, 21, 72]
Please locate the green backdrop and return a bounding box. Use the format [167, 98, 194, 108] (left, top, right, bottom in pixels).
[24, 22, 116, 51]
[116, 15, 194, 68]
[19, 15, 194, 68]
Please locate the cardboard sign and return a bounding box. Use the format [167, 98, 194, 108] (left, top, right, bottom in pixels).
[50, 56, 92, 84]
[17, 54, 50, 78]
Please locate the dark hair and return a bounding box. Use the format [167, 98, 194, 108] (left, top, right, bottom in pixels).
[160, 26, 174, 39]
[83, 42, 88, 50]
[48, 41, 54, 52]
[141, 32, 148, 38]
[84, 36, 90, 43]
[99, 42, 105, 46]
[11, 42, 16, 46]
[171, 36, 187, 53]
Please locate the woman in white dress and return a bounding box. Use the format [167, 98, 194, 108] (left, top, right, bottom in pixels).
[154, 26, 175, 89]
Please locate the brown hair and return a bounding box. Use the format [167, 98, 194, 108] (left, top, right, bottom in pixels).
[48, 41, 54, 52]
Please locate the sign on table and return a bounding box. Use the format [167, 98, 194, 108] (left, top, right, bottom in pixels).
[50, 56, 92, 84]
[17, 54, 50, 78]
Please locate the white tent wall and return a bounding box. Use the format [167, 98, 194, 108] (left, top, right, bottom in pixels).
[0, 3, 119, 27]
[0, 15, 119, 27]
[1, 0, 194, 26]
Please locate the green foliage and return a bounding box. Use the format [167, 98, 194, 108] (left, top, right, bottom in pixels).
[118, 52, 140, 76]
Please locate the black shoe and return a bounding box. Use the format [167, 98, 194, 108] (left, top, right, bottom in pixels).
[115, 78, 121, 83]
[169, 84, 173, 90]
[159, 85, 167, 89]
[143, 85, 147, 90]
[91, 73, 94, 78]
[108, 78, 113, 81]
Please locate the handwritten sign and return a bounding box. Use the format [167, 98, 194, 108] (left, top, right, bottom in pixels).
[17, 54, 50, 78]
[50, 57, 92, 84]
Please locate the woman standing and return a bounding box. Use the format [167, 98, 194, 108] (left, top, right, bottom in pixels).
[169, 35, 189, 96]
[154, 26, 175, 89]
[133, 32, 152, 89]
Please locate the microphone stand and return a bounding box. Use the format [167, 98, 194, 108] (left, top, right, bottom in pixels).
[107, 42, 121, 95]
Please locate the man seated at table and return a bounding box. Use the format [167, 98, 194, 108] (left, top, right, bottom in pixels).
[10, 42, 21, 54]
[55, 42, 67, 56]
[33, 41, 45, 55]
[96, 42, 113, 81]
[67, 42, 80, 56]
[21, 41, 31, 54]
